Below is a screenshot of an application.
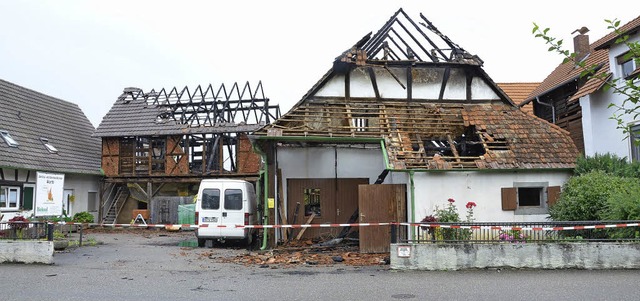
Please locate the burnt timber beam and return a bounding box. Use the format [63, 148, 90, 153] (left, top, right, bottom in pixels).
[367, 67, 381, 99]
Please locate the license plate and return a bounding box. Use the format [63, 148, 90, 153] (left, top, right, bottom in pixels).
[202, 217, 218, 222]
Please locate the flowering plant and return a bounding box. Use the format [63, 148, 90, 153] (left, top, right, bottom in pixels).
[498, 229, 527, 243]
[422, 198, 477, 241]
[8, 215, 29, 230]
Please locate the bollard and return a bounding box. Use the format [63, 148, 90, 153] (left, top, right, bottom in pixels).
[390, 223, 397, 244]
[47, 223, 54, 241]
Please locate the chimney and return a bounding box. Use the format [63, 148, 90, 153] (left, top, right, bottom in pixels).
[572, 26, 590, 62]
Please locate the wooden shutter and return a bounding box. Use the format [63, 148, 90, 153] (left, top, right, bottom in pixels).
[547, 186, 561, 207]
[501, 187, 517, 211]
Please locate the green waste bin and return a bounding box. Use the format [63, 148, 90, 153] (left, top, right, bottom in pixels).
[178, 204, 196, 225]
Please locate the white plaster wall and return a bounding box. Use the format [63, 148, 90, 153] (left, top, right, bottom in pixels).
[581, 33, 640, 160]
[471, 77, 500, 100]
[315, 74, 346, 97]
[62, 174, 101, 217]
[276, 146, 386, 208]
[410, 170, 572, 223]
[275, 146, 571, 224]
[581, 92, 630, 158]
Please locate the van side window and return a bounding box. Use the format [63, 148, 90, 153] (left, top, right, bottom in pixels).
[224, 189, 243, 210]
[202, 189, 220, 209]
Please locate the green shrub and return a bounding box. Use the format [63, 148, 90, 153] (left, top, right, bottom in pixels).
[600, 182, 640, 221]
[549, 171, 633, 221]
[72, 212, 94, 223]
[574, 153, 640, 178]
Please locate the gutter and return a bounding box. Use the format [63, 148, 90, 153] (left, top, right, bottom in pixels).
[535, 96, 556, 123]
[252, 135, 383, 143]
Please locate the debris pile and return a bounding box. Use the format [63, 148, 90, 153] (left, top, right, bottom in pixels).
[205, 238, 390, 267]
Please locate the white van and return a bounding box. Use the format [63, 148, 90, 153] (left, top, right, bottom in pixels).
[195, 179, 258, 247]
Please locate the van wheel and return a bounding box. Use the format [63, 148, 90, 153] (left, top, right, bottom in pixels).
[246, 232, 259, 250]
[197, 238, 206, 248]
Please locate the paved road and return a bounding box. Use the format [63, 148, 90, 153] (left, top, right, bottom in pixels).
[1, 230, 639, 301]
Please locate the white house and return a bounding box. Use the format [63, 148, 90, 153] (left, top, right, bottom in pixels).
[251, 9, 580, 250]
[0, 79, 102, 222]
[523, 15, 640, 161]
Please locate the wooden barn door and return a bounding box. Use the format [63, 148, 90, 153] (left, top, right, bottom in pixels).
[287, 178, 369, 239]
[358, 184, 406, 253]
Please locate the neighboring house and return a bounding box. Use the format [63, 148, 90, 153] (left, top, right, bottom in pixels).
[251, 9, 580, 251]
[0, 79, 102, 222]
[93, 82, 280, 224]
[497, 82, 540, 115]
[522, 15, 640, 161]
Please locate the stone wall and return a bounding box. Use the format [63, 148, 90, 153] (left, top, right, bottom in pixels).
[0, 241, 54, 264]
[391, 243, 640, 270]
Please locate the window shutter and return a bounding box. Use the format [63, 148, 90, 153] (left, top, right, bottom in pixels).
[547, 186, 561, 207]
[501, 187, 517, 210]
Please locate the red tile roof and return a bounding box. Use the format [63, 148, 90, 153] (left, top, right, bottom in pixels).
[527, 15, 640, 102]
[498, 82, 540, 115]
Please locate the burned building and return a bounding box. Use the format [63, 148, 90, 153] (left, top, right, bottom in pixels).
[94, 82, 280, 224]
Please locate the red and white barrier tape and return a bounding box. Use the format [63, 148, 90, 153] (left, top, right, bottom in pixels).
[46, 221, 640, 231]
[398, 222, 640, 231]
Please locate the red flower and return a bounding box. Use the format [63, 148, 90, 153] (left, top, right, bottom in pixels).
[466, 201, 477, 209]
[447, 198, 455, 203]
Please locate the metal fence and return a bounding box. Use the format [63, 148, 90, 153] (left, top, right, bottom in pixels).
[391, 221, 640, 244]
[0, 221, 53, 241]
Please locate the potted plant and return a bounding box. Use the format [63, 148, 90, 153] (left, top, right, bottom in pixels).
[53, 229, 69, 250]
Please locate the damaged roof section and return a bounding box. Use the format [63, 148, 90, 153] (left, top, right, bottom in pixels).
[337, 8, 484, 65]
[259, 99, 577, 169]
[255, 9, 579, 170]
[94, 81, 281, 137]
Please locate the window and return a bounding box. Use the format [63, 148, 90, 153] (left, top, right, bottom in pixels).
[304, 188, 321, 216]
[201, 189, 220, 210]
[0, 130, 18, 147]
[87, 192, 98, 212]
[40, 138, 58, 154]
[224, 189, 243, 210]
[0, 186, 21, 210]
[617, 51, 637, 78]
[631, 124, 640, 162]
[501, 183, 560, 215]
[352, 117, 369, 132]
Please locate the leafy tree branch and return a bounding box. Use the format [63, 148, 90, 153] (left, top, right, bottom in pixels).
[532, 19, 639, 138]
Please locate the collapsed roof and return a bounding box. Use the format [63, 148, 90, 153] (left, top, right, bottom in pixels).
[94, 81, 281, 137]
[255, 8, 579, 170]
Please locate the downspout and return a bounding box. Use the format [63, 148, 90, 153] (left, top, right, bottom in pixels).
[535, 96, 555, 123]
[409, 170, 416, 240]
[251, 142, 269, 250]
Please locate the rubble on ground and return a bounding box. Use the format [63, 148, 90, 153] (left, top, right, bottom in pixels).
[198, 238, 390, 267]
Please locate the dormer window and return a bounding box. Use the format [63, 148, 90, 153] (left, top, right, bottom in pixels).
[40, 138, 58, 154]
[0, 130, 18, 147]
[617, 51, 637, 79]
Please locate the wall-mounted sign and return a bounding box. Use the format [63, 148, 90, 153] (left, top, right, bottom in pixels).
[34, 172, 65, 216]
[397, 245, 412, 258]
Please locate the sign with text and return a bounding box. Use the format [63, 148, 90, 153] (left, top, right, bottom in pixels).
[35, 172, 65, 216]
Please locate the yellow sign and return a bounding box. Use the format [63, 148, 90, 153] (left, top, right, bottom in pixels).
[268, 198, 275, 209]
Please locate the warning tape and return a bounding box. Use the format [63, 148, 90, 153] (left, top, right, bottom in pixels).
[44, 221, 640, 231]
[397, 222, 640, 231]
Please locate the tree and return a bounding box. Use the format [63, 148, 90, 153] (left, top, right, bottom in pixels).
[532, 19, 640, 139]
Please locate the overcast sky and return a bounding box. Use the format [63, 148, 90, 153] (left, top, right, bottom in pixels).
[1, 1, 638, 128]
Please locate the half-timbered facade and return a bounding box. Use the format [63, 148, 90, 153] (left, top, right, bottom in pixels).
[93, 82, 280, 224]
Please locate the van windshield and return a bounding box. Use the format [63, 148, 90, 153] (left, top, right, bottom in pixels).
[224, 189, 243, 210]
[202, 189, 220, 209]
